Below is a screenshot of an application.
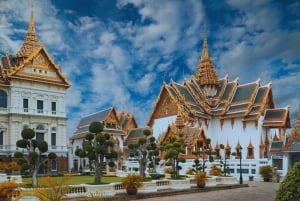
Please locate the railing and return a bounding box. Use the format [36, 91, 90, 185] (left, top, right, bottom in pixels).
[11, 177, 239, 200]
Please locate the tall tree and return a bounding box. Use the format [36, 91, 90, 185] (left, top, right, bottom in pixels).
[192, 138, 215, 173]
[219, 144, 236, 176]
[128, 129, 159, 178]
[14, 128, 56, 186]
[161, 133, 186, 179]
[82, 121, 118, 184]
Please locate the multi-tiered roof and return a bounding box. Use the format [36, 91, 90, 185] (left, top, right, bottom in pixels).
[147, 33, 290, 129]
[0, 6, 70, 88]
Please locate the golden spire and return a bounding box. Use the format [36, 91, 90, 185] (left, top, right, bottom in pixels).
[196, 20, 220, 97]
[201, 21, 209, 59]
[28, 4, 36, 33]
[175, 109, 185, 130]
[14, 4, 41, 58]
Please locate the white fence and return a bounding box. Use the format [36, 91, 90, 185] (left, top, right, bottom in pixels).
[12, 176, 239, 201]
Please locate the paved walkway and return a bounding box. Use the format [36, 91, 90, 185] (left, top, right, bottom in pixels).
[137, 181, 280, 201]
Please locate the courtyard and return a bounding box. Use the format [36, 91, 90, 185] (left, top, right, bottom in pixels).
[137, 181, 279, 201]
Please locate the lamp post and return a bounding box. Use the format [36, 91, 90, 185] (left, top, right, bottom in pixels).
[239, 147, 243, 184]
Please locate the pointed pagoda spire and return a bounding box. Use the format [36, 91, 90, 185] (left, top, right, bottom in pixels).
[195, 21, 220, 97]
[200, 23, 210, 59]
[14, 4, 41, 58]
[175, 110, 185, 130]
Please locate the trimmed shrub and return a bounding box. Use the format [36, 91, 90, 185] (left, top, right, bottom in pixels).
[259, 165, 272, 182]
[209, 165, 222, 176]
[275, 162, 300, 201]
[149, 173, 165, 180]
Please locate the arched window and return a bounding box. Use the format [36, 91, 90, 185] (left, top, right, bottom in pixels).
[36, 125, 45, 141]
[36, 125, 45, 131]
[0, 90, 7, 108]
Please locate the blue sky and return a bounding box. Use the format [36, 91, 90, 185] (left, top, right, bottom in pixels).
[0, 0, 300, 137]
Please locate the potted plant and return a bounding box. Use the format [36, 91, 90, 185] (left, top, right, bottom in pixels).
[194, 172, 207, 188]
[121, 174, 143, 195]
[0, 181, 19, 201]
[259, 165, 272, 182]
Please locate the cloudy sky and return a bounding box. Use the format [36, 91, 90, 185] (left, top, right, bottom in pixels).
[0, 0, 300, 137]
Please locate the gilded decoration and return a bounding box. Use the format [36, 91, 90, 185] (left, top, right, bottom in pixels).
[151, 88, 178, 120]
[32, 53, 49, 68]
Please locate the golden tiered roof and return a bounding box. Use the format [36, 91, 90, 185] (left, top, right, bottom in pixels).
[147, 30, 291, 130]
[14, 5, 41, 58]
[0, 5, 71, 88]
[196, 34, 219, 86]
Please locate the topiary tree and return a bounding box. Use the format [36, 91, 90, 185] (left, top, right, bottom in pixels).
[81, 121, 118, 184]
[219, 144, 236, 176]
[128, 129, 159, 178]
[14, 128, 56, 186]
[161, 134, 186, 179]
[192, 138, 215, 173]
[275, 162, 300, 201]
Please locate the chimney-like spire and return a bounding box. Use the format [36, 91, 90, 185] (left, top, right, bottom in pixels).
[14, 4, 41, 58]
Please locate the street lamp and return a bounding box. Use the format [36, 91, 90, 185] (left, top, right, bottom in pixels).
[239, 147, 243, 184]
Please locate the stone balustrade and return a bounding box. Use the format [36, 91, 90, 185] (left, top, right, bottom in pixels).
[10, 176, 238, 201]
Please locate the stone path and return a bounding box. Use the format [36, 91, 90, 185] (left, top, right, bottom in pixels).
[136, 181, 280, 201]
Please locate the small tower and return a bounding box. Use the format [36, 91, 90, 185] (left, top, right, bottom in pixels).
[14, 4, 41, 59]
[196, 27, 220, 97]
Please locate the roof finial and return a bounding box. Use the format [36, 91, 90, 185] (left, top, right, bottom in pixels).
[201, 17, 209, 59]
[29, 1, 36, 33]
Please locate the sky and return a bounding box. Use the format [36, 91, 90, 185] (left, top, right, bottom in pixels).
[0, 0, 300, 137]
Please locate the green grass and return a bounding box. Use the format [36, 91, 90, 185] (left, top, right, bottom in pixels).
[21, 175, 123, 187]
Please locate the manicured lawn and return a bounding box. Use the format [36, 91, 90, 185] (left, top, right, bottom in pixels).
[21, 175, 123, 186]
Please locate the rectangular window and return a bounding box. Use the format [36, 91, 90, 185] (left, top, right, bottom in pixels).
[23, 99, 28, 112]
[51, 102, 56, 115]
[36, 132, 44, 141]
[51, 133, 56, 146]
[0, 131, 3, 146]
[273, 159, 283, 170]
[51, 160, 57, 171]
[37, 100, 43, 113]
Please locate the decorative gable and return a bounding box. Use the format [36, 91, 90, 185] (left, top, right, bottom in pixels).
[105, 108, 119, 127]
[148, 86, 178, 126]
[7, 47, 70, 88]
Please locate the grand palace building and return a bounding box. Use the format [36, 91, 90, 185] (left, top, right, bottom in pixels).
[147, 33, 298, 179]
[0, 7, 70, 173]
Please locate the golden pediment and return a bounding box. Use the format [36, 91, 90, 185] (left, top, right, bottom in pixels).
[32, 52, 50, 68]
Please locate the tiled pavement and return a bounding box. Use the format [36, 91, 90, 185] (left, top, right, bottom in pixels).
[135, 181, 280, 201]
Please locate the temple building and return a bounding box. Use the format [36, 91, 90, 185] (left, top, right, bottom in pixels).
[269, 104, 300, 176]
[69, 107, 139, 172]
[0, 7, 70, 173]
[147, 34, 292, 179]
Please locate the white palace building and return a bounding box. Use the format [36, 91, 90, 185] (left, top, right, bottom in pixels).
[147, 33, 297, 180]
[0, 7, 70, 173]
